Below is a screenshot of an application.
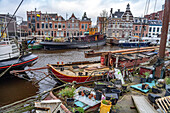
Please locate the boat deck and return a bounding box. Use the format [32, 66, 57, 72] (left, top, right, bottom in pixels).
[52, 63, 110, 77]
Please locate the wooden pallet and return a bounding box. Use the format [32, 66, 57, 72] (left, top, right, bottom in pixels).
[155, 96, 170, 113]
[132, 96, 157, 113]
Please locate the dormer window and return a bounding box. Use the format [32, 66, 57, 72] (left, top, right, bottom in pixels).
[58, 18, 61, 21]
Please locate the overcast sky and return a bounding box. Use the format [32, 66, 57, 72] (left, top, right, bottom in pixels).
[0, 0, 165, 25]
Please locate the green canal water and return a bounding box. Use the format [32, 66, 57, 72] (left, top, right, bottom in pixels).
[0, 45, 122, 107]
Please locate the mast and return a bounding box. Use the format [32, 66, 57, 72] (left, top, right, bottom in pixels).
[154, 0, 170, 78]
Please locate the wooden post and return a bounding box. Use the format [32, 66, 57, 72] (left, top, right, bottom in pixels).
[155, 0, 170, 78]
[115, 55, 119, 68]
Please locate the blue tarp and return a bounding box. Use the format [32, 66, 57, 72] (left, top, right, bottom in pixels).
[130, 81, 155, 93]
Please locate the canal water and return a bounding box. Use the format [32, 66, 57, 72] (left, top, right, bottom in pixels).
[0, 45, 121, 107]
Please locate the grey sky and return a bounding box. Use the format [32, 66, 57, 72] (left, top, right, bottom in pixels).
[0, 0, 165, 25]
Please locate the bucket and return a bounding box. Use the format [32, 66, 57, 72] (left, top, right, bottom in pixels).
[100, 100, 111, 113]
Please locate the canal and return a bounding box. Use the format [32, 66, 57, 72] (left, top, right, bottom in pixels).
[0, 45, 121, 107]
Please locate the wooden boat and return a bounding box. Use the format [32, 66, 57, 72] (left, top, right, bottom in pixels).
[0, 38, 38, 76]
[40, 28, 106, 50]
[48, 61, 110, 84]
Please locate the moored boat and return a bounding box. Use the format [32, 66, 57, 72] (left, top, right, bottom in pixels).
[118, 36, 151, 47]
[40, 28, 106, 50]
[0, 38, 38, 77]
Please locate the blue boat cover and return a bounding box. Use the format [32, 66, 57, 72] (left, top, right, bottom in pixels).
[130, 81, 155, 93]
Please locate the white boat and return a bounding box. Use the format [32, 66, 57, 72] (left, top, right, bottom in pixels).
[0, 37, 38, 76]
[141, 37, 161, 45]
[118, 37, 151, 47]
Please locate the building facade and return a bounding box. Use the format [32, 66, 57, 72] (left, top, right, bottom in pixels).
[0, 14, 17, 37]
[107, 4, 133, 38]
[27, 10, 91, 37]
[133, 17, 149, 37]
[148, 20, 162, 37]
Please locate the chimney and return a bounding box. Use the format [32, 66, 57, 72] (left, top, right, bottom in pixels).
[118, 9, 120, 12]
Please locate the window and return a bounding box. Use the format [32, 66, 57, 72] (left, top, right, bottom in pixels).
[46, 18, 48, 22]
[37, 23, 39, 29]
[72, 24, 74, 28]
[63, 24, 65, 28]
[55, 24, 57, 28]
[37, 17, 40, 21]
[58, 18, 61, 21]
[32, 16, 35, 20]
[49, 23, 52, 28]
[58, 23, 61, 28]
[68, 23, 70, 28]
[81, 24, 84, 29]
[57, 31, 59, 36]
[46, 23, 48, 29]
[67, 32, 69, 36]
[61, 32, 63, 36]
[149, 27, 152, 32]
[29, 23, 31, 28]
[153, 27, 155, 32]
[42, 23, 44, 29]
[135, 26, 138, 31]
[74, 32, 76, 36]
[28, 16, 31, 21]
[85, 24, 87, 30]
[157, 28, 159, 32]
[76, 23, 78, 28]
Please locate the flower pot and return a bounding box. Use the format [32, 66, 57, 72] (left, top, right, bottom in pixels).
[105, 93, 118, 105]
[89, 95, 92, 99]
[81, 92, 84, 96]
[152, 87, 158, 93]
[78, 91, 82, 95]
[142, 84, 145, 90]
[147, 77, 152, 83]
[94, 95, 96, 100]
[122, 84, 128, 90]
[96, 91, 102, 100]
[140, 78, 147, 83]
[156, 84, 163, 89]
[90, 93, 93, 97]
[66, 98, 74, 107]
[100, 100, 111, 113]
[165, 88, 170, 96]
[110, 89, 121, 98]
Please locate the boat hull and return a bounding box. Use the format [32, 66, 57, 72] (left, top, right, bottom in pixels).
[119, 42, 151, 47]
[48, 65, 107, 84]
[40, 38, 106, 50]
[0, 53, 38, 75]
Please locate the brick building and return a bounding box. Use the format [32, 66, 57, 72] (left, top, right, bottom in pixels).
[107, 3, 133, 38]
[133, 17, 149, 37]
[27, 10, 91, 37]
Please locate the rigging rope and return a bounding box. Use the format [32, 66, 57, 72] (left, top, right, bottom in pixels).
[1, 0, 24, 40]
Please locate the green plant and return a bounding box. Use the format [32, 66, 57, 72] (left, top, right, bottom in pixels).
[143, 72, 150, 78]
[58, 87, 76, 98]
[76, 107, 84, 113]
[165, 77, 170, 85]
[102, 100, 110, 105]
[97, 82, 105, 85]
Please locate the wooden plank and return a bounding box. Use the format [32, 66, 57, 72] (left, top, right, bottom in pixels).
[132, 96, 157, 113]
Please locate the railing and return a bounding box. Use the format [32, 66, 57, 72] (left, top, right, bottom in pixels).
[0, 51, 20, 59]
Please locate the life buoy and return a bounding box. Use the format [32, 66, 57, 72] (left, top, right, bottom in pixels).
[110, 59, 113, 66]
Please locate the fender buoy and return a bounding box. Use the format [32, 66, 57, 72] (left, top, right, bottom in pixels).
[110, 59, 113, 66]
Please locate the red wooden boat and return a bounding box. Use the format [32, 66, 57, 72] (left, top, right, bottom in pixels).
[48, 62, 109, 84]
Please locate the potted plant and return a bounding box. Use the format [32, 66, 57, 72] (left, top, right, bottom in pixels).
[58, 87, 76, 107]
[75, 107, 84, 113]
[140, 74, 147, 83]
[100, 100, 112, 113]
[152, 86, 158, 93]
[122, 84, 128, 90]
[156, 84, 164, 89]
[165, 77, 170, 89]
[143, 72, 152, 83]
